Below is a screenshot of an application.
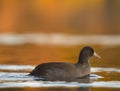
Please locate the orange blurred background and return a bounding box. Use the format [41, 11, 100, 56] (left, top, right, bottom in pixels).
[0, 0, 120, 34]
[0, 0, 120, 66]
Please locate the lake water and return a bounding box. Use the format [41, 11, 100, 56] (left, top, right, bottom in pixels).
[0, 33, 120, 91]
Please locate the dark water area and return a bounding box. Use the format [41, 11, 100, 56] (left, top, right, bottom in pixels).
[0, 34, 120, 91]
[0, 87, 120, 91]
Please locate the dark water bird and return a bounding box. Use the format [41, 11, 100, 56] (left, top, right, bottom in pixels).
[29, 46, 100, 81]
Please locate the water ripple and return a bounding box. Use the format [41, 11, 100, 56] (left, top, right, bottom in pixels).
[0, 33, 120, 46]
[0, 65, 34, 71]
[0, 81, 120, 88]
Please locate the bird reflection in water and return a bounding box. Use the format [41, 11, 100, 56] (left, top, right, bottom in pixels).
[33, 75, 93, 91]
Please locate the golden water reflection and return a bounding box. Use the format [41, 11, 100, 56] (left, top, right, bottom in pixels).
[0, 44, 119, 68]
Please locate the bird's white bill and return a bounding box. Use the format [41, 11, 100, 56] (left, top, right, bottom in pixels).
[94, 52, 101, 59]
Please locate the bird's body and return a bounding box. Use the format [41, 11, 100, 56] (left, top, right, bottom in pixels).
[29, 46, 100, 81]
[30, 62, 90, 81]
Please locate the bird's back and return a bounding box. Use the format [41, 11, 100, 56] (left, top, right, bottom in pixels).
[29, 62, 79, 81]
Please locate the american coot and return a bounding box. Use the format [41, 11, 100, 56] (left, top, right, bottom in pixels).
[29, 46, 100, 81]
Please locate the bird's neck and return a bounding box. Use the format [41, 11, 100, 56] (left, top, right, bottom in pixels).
[76, 55, 90, 65]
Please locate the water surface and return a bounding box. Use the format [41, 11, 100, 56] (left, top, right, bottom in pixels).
[0, 65, 120, 89]
[0, 33, 120, 91]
